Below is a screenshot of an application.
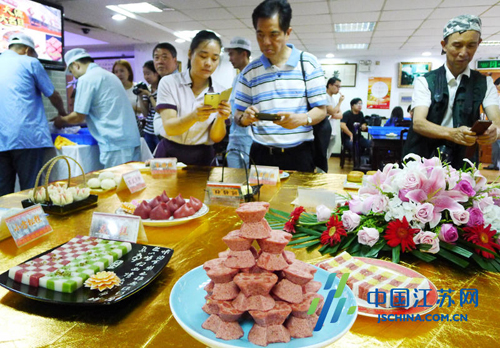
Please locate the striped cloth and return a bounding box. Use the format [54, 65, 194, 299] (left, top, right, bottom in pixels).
[143, 90, 157, 135]
[234, 44, 327, 148]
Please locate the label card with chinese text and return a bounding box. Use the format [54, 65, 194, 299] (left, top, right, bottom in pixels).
[4, 205, 53, 247]
[117, 169, 146, 194]
[295, 187, 337, 211]
[150, 157, 177, 175]
[205, 182, 243, 207]
[249, 165, 280, 186]
[89, 212, 148, 243]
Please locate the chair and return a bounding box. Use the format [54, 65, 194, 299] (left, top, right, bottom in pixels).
[340, 137, 352, 169]
[340, 123, 363, 169]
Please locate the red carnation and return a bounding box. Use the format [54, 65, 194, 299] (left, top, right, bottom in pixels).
[384, 216, 419, 252]
[320, 215, 347, 246]
[284, 206, 305, 234]
[463, 224, 500, 259]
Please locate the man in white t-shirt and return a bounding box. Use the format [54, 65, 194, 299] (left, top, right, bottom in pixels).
[325, 77, 345, 161]
[402, 14, 500, 169]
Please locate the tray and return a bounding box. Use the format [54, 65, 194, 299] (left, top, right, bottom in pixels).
[0, 240, 173, 305]
[21, 194, 98, 216]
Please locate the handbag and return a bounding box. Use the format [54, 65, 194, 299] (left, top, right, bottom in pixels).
[300, 52, 331, 173]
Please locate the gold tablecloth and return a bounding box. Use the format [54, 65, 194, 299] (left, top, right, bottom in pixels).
[0, 164, 498, 348]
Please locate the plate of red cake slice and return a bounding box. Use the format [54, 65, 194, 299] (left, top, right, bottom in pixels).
[317, 252, 438, 317]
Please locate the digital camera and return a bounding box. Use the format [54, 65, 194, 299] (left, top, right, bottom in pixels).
[133, 82, 148, 95]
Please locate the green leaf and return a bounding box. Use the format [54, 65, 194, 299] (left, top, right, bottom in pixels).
[348, 243, 361, 254]
[440, 242, 473, 258]
[418, 244, 432, 251]
[460, 241, 500, 258]
[299, 227, 323, 237]
[287, 236, 319, 245]
[319, 244, 330, 253]
[323, 245, 340, 255]
[471, 254, 496, 272]
[341, 234, 357, 249]
[410, 249, 436, 263]
[365, 242, 386, 258]
[268, 208, 291, 220]
[392, 245, 401, 263]
[291, 241, 320, 249]
[291, 233, 309, 239]
[486, 258, 500, 272]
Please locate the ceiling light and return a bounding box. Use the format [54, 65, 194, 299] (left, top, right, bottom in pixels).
[334, 22, 375, 33]
[337, 43, 368, 50]
[326, 53, 335, 58]
[422, 51, 432, 56]
[174, 30, 199, 41]
[481, 41, 500, 46]
[112, 14, 126, 21]
[175, 38, 186, 43]
[117, 2, 162, 13]
[106, 5, 137, 19]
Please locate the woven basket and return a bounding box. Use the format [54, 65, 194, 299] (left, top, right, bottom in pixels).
[22, 155, 98, 215]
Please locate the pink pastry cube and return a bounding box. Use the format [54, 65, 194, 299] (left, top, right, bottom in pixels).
[223, 250, 256, 269]
[257, 230, 292, 254]
[232, 292, 275, 311]
[256, 251, 289, 271]
[203, 258, 238, 283]
[239, 219, 272, 239]
[233, 272, 278, 297]
[272, 279, 304, 304]
[249, 301, 292, 326]
[222, 230, 253, 251]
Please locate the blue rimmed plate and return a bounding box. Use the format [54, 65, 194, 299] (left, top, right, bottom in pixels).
[170, 265, 358, 348]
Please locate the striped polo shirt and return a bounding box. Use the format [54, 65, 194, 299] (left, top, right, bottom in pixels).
[234, 44, 327, 148]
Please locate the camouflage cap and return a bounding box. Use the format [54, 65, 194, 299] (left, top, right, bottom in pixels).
[443, 14, 481, 39]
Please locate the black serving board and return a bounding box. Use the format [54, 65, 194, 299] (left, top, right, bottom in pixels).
[0, 241, 173, 305]
[21, 195, 98, 215]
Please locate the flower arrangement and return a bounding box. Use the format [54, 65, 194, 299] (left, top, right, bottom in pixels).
[266, 155, 500, 272]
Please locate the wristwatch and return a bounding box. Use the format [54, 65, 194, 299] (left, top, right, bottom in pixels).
[306, 112, 312, 126]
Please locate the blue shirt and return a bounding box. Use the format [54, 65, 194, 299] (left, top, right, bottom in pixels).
[74, 63, 140, 152]
[234, 44, 327, 148]
[0, 50, 54, 151]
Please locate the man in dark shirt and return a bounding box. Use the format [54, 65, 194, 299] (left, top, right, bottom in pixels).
[341, 98, 371, 153]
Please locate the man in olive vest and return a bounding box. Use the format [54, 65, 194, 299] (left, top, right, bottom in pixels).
[402, 15, 500, 168]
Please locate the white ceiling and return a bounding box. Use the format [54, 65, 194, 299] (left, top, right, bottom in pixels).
[55, 0, 500, 59]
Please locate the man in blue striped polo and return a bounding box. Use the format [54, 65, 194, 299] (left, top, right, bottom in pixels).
[234, 0, 328, 172]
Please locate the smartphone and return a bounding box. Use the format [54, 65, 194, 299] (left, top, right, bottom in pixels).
[204, 93, 220, 108]
[255, 113, 281, 121]
[470, 120, 492, 135]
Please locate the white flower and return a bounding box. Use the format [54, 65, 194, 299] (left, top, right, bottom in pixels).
[316, 205, 332, 222]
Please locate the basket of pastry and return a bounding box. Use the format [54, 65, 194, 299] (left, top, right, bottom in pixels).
[22, 155, 98, 215]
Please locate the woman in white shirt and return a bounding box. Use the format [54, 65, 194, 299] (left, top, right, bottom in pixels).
[155, 30, 230, 165]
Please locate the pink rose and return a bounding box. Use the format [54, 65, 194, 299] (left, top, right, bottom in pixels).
[439, 224, 459, 243]
[398, 189, 410, 202]
[450, 210, 469, 226]
[358, 227, 379, 247]
[466, 207, 484, 227]
[455, 180, 476, 197]
[371, 194, 389, 213]
[413, 231, 440, 254]
[414, 203, 434, 224]
[342, 210, 361, 231]
[316, 204, 332, 222]
[401, 172, 422, 190]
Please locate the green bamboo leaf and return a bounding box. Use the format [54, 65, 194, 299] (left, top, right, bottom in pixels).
[319, 244, 330, 253]
[418, 244, 432, 251]
[410, 249, 437, 263]
[299, 227, 323, 237]
[460, 241, 500, 258]
[365, 242, 386, 258]
[471, 254, 496, 272]
[341, 234, 357, 249]
[291, 241, 320, 249]
[348, 243, 361, 254]
[486, 258, 500, 272]
[268, 209, 291, 220]
[288, 236, 319, 245]
[440, 242, 473, 258]
[392, 245, 401, 263]
[325, 243, 341, 255]
[291, 233, 309, 238]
